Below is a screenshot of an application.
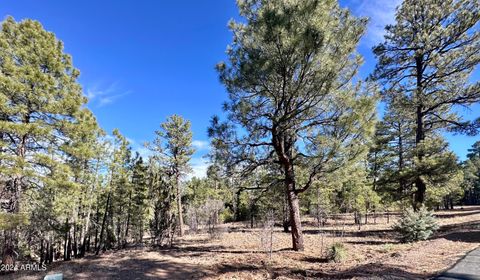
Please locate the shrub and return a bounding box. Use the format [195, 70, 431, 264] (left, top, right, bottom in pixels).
[327, 242, 347, 263]
[393, 206, 439, 243]
[220, 208, 235, 223]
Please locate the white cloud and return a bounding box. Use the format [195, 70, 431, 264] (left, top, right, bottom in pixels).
[349, 0, 402, 45]
[134, 146, 153, 159]
[129, 139, 153, 159]
[189, 157, 209, 179]
[84, 82, 130, 107]
[192, 140, 210, 151]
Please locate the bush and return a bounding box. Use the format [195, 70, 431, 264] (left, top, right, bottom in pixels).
[393, 206, 438, 243]
[220, 208, 235, 223]
[327, 242, 347, 263]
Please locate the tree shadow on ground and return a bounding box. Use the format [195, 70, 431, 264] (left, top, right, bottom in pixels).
[30, 252, 215, 280]
[303, 228, 397, 239]
[346, 239, 397, 245]
[435, 209, 480, 219]
[271, 262, 430, 279]
[438, 220, 480, 233]
[438, 230, 480, 243]
[301, 256, 329, 263]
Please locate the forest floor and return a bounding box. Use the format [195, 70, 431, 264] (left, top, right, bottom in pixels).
[8, 206, 480, 280]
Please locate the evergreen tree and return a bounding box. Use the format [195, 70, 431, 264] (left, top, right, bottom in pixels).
[0, 17, 96, 261]
[147, 157, 175, 246]
[96, 129, 131, 254]
[373, 0, 480, 208]
[148, 115, 194, 237]
[462, 141, 480, 204]
[129, 155, 149, 243]
[210, 0, 376, 250]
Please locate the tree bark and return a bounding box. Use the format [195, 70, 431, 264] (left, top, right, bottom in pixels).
[39, 239, 44, 265]
[124, 191, 132, 248]
[283, 193, 290, 233]
[96, 192, 110, 255]
[63, 218, 69, 261]
[176, 174, 184, 236]
[286, 186, 304, 251]
[414, 55, 426, 210]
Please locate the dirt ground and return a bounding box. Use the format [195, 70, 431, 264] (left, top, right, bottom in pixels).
[7, 206, 480, 280]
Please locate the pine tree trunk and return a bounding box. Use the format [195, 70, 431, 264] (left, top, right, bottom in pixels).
[86, 235, 91, 252]
[64, 218, 69, 261]
[398, 126, 407, 197]
[124, 191, 132, 248]
[286, 186, 304, 251]
[96, 192, 110, 255]
[94, 205, 99, 252]
[40, 239, 44, 265]
[48, 243, 53, 263]
[283, 193, 290, 233]
[45, 241, 49, 264]
[66, 232, 72, 261]
[414, 55, 426, 210]
[176, 174, 184, 236]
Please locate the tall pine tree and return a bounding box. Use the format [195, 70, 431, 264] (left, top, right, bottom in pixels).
[210, 0, 376, 250]
[373, 0, 480, 208]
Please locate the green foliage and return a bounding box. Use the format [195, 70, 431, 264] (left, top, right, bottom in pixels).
[0, 16, 105, 261]
[148, 162, 176, 246]
[462, 141, 480, 204]
[210, 0, 377, 250]
[220, 208, 235, 223]
[327, 242, 347, 263]
[129, 155, 150, 242]
[0, 213, 29, 230]
[148, 115, 195, 236]
[393, 206, 439, 243]
[372, 0, 480, 206]
[0, 16, 93, 214]
[151, 115, 195, 176]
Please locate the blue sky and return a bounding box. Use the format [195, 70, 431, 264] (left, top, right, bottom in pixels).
[1, 0, 478, 177]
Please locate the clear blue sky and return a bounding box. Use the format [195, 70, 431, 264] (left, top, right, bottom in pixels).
[1, 0, 478, 176]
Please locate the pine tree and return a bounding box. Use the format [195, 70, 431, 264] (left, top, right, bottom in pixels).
[372, 0, 480, 208]
[368, 101, 416, 204]
[96, 129, 131, 254]
[129, 155, 149, 243]
[148, 115, 195, 237]
[462, 141, 480, 204]
[210, 0, 376, 251]
[0, 17, 96, 261]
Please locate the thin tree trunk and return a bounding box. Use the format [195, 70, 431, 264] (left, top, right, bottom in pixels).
[124, 191, 132, 248]
[66, 231, 72, 261]
[64, 218, 69, 261]
[39, 239, 44, 265]
[94, 205, 99, 252]
[96, 192, 111, 255]
[283, 192, 290, 233]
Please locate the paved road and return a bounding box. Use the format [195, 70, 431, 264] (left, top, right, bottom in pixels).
[436, 247, 480, 280]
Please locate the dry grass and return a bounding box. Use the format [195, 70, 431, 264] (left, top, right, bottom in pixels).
[8, 206, 480, 280]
